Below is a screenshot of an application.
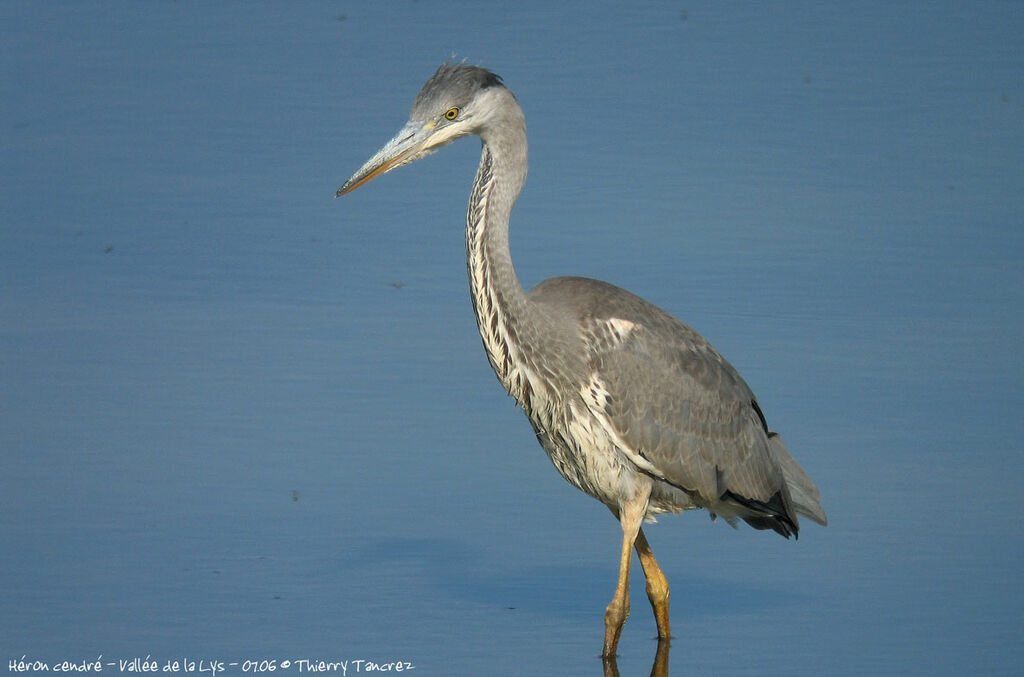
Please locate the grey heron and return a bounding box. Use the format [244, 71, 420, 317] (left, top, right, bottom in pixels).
[337, 63, 827, 657]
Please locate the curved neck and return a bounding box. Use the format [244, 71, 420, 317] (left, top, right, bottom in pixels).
[466, 101, 531, 397]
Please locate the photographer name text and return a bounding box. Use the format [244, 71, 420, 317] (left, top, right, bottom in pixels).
[8, 657, 413, 676]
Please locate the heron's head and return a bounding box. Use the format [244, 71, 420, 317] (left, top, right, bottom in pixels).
[337, 62, 512, 197]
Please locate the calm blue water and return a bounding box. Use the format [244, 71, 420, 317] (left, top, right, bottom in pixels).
[3, 2, 1022, 675]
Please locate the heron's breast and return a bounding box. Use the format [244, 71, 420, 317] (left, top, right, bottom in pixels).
[526, 390, 647, 507]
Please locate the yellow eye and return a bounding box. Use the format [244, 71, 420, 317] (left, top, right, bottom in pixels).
[444, 107, 460, 120]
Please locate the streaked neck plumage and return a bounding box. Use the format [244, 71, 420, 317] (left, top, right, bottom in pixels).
[465, 92, 533, 401]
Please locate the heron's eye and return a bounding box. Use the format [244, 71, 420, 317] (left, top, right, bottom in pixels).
[444, 107, 460, 120]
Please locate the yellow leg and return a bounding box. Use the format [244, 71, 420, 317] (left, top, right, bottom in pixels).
[603, 495, 647, 658]
[651, 636, 670, 677]
[602, 524, 633, 657]
[635, 527, 671, 641]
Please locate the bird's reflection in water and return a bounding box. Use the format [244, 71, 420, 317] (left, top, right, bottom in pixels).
[602, 638, 670, 677]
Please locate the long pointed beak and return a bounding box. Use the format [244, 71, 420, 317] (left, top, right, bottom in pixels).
[336, 120, 437, 197]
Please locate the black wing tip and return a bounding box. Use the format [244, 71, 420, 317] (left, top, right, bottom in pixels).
[723, 490, 800, 539]
[741, 515, 799, 539]
[751, 399, 770, 434]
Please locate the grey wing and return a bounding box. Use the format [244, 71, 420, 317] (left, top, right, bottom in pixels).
[529, 277, 826, 534]
[595, 322, 794, 519]
[542, 278, 823, 535]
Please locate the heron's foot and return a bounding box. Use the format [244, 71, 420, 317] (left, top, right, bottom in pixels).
[602, 597, 630, 658]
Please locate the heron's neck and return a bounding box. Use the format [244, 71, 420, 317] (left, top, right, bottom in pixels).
[466, 112, 532, 399]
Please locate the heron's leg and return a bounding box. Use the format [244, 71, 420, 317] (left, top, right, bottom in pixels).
[634, 527, 671, 641]
[603, 495, 647, 658]
[602, 525, 633, 657]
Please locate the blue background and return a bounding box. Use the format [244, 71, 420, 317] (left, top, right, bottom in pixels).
[2, 2, 1022, 675]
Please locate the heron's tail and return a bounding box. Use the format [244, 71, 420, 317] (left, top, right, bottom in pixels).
[767, 433, 828, 526]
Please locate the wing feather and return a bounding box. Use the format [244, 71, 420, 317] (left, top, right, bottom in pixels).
[587, 316, 786, 506]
